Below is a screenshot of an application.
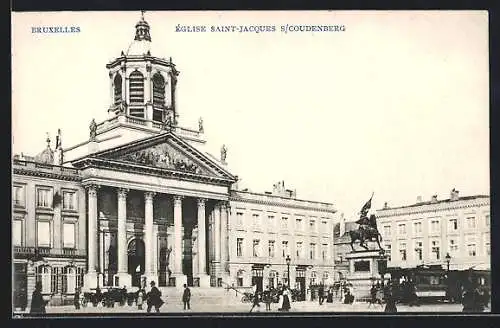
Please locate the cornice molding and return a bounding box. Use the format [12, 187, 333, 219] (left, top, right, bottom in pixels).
[13, 167, 82, 182]
[376, 201, 490, 218]
[229, 195, 336, 214]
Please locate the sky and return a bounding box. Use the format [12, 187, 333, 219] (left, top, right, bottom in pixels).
[11, 11, 490, 220]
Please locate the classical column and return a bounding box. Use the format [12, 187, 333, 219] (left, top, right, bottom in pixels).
[173, 195, 187, 287]
[144, 191, 157, 284]
[83, 184, 99, 289]
[197, 198, 210, 287]
[213, 203, 221, 280]
[220, 202, 229, 277]
[116, 188, 131, 288]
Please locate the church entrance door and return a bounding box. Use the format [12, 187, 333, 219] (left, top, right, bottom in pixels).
[127, 238, 145, 287]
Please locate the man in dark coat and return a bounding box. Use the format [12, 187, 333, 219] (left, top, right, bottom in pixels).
[182, 284, 191, 310]
[29, 282, 46, 315]
[74, 287, 81, 310]
[147, 281, 164, 313]
[318, 284, 325, 305]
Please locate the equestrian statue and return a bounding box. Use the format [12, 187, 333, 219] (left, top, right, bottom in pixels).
[349, 193, 383, 252]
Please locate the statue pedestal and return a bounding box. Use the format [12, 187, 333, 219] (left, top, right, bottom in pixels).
[345, 250, 384, 301]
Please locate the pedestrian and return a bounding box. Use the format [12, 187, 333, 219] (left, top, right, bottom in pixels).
[146, 281, 164, 313]
[462, 281, 484, 313]
[318, 284, 324, 305]
[249, 290, 261, 312]
[384, 284, 397, 313]
[263, 286, 272, 311]
[74, 287, 81, 310]
[29, 282, 46, 315]
[137, 288, 145, 310]
[182, 284, 191, 310]
[281, 287, 291, 312]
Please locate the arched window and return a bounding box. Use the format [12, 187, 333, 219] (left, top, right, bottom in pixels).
[113, 74, 122, 105]
[152, 73, 165, 122]
[129, 71, 144, 104]
[36, 265, 52, 294]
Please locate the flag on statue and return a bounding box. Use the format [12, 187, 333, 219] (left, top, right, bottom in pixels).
[360, 193, 374, 217]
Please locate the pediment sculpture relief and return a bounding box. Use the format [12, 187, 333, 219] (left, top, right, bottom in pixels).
[117, 143, 202, 174]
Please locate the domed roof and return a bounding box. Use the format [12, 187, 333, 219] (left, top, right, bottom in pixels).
[125, 12, 152, 56]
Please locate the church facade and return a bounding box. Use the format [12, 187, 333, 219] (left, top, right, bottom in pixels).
[12, 14, 336, 307]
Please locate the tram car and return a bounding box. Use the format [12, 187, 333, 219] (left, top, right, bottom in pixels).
[386, 265, 448, 302]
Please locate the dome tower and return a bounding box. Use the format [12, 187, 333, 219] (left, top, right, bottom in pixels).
[106, 11, 179, 126]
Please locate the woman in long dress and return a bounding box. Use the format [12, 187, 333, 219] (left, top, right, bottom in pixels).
[29, 282, 46, 315]
[281, 287, 291, 312]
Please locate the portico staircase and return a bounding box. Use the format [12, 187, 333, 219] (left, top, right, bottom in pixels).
[157, 286, 251, 306]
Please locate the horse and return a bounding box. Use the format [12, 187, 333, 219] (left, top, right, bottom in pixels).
[349, 226, 383, 251]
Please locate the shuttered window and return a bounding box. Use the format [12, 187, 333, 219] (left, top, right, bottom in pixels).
[129, 71, 144, 104]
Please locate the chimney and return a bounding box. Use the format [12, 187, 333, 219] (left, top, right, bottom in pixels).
[450, 188, 459, 201]
[431, 195, 438, 203]
[416, 196, 423, 203]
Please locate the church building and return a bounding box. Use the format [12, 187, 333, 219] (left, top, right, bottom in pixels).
[12, 14, 336, 307]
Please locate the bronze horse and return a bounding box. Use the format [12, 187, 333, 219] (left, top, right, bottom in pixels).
[349, 226, 383, 251]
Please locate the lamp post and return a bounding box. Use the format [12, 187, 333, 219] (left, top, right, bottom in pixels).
[286, 255, 291, 289]
[445, 253, 451, 301]
[378, 249, 387, 288]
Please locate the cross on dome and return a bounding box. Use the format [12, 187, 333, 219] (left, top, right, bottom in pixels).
[134, 10, 151, 42]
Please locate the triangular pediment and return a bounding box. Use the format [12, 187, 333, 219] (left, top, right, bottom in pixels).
[78, 132, 235, 182]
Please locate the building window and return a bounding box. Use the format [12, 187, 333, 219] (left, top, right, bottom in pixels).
[237, 271, 244, 287]
[63, 223, 76, 248]
[485, 214, 490, 227]
[62, 267, 84, 294]
[430, 220, 440, 233]
[321, 244, 328, 260]
[448, 218, 458, 231]
[385, 244, 392, 261]
[322, 272, 329, 284]
[413, 221, 422, 235]
[295, 218, 303, 231]
[113, 73, 122, 105]
[296, 242, 303, 258]
[310, 271, 317, 285]
[466, 236, 476, 257]
[309, 243, 316, 260]
[62, 191, 77, 210]
[282, 241, 289, 257]
[237, 238, 243, 257]
[236, 212, 244, 226]
[36, 266, 52, 294]
[252, 214, 260, 229]
[466, 217, 476, 229]
[485, 240, 490, 256]
[152, 72, 166, 109]
[13, 185, 25, 207]
[431, 240, 440, 260]
[252, 239, 260, 257]
[414, 241, 423, 261]
[310, 219, 316, 232]
[13, 220, 23, 246]
[36, 187, 53, 208]
[268, 240, 275, 258]
[399, 242, 407, 261]
[448, 238, 459, 256]
[268, 215, 275, 229]
[281, 217, 288, 229]
[129, 70, 144, 104]
[37, 221, 51, 247]
[398, 223, 406, 235]
[321, 220, 328, 232]
[383, 225, 391, 237]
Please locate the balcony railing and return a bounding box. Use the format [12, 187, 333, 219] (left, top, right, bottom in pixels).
[13, 246, 86, 258]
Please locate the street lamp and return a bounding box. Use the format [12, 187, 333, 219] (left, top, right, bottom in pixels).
[286, 255, 291, 288]
[445, 253, 451, 272]
[378, 249, 387, 288]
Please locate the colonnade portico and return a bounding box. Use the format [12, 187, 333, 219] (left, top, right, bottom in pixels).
[82, 183, 228, 290]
